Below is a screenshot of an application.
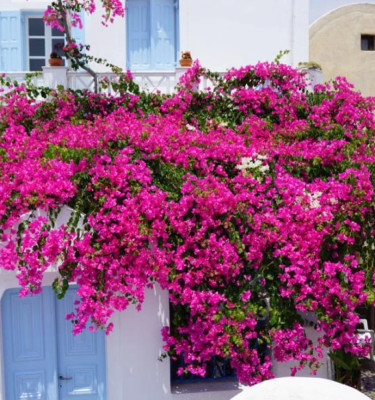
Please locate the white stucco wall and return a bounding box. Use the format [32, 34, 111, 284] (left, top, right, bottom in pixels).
[106, 285, 332, 400]
[0, 0, 50, 10]
[0, 0, 309, 71]
[178, 0, 309, 69]
[106, 284, 243, 400]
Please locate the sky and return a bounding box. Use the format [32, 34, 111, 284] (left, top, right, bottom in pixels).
[310, 0, 375, 23]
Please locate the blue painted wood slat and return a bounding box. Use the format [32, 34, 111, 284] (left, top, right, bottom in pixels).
[56, 288, 106, 400]
[2, 289, 58, 400]
[0, 11, 23, 71]
[71, 11, 85, 47]
[127, 0, 151, 70]
[151, 0, 177, 70]
[127, 0, 177, 70]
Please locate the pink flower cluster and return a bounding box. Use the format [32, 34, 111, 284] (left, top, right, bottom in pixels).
[43, 0, 125, 29]
[43, 7, 65, 32]
[0, 61, 375, 385]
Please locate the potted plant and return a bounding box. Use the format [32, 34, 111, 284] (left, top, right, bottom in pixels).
[49, 52, 63, 67]
[179, 51, 193, 67]
[298, 61, 323, 88]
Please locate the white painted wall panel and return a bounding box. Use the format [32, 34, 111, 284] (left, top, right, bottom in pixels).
[179, 0, 309, 69]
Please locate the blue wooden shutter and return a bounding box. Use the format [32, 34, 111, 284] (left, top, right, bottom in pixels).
[127, 0, 151, 70]
[0, 11, 22, 71]
[71, 11, 85, 46]
[150, 0, 177, 70]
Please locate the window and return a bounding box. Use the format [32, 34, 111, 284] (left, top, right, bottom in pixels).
[27, 17, 65, 71]
[361, 35, 375, 51]
[169, 303, 270, 385]
[169, 303, 237, 384]
[171, 355, 236, 383]
[126, 0, 179, 71]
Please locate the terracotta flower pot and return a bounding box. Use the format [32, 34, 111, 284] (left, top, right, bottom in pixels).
[49, 58, 63, 67]
[179, 59, 193, 67]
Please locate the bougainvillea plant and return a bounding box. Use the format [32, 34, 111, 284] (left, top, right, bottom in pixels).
[0, 61, 375, 386]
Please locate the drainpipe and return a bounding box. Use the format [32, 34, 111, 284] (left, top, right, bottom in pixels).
[290, 0, 295, 65]
[65, 0, 72, 70]
[174, 0, 179, 66]
[181, 0, 190, 53]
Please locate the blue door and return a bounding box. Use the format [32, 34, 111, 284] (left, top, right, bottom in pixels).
[2, 287, 106, 400]
[127, 0, 178, 70]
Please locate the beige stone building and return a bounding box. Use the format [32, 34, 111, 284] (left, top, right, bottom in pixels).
[310, 3, 375, 97]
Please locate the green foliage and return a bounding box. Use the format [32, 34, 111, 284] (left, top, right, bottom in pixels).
[274, 50, 290, 65]
[329, 350, 362, 389]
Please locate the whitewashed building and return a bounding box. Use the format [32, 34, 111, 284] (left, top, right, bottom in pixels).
[0, 2, 331, 400]
[0, 0, 309, 84]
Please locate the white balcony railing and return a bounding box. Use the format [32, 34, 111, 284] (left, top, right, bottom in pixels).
[67, 71, 179, 94]
[0, 72, 45, 88]
[0, 68, 322, 95]
[0, 67, 224, 95]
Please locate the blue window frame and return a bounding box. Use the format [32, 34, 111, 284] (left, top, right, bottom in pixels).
[126, 0, 179, 71]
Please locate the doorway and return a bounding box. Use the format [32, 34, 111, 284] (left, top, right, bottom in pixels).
[2, 287, 106, 399]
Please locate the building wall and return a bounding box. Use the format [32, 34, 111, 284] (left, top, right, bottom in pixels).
[0, 0, 309, 71]
[0, 0, 49, 10]
[178, 0, 309, 70]
[310, 4, 375, 97]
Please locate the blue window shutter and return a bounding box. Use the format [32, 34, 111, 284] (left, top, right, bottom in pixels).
[150, 0, 177, 70]
[127, 0, 177, 71]
[0, 11, 22, 71]
[127, 0, 151, 70]
[71, 11, 85, 46]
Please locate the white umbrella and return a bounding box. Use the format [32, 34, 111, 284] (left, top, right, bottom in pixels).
[231, 377, 368, 400]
